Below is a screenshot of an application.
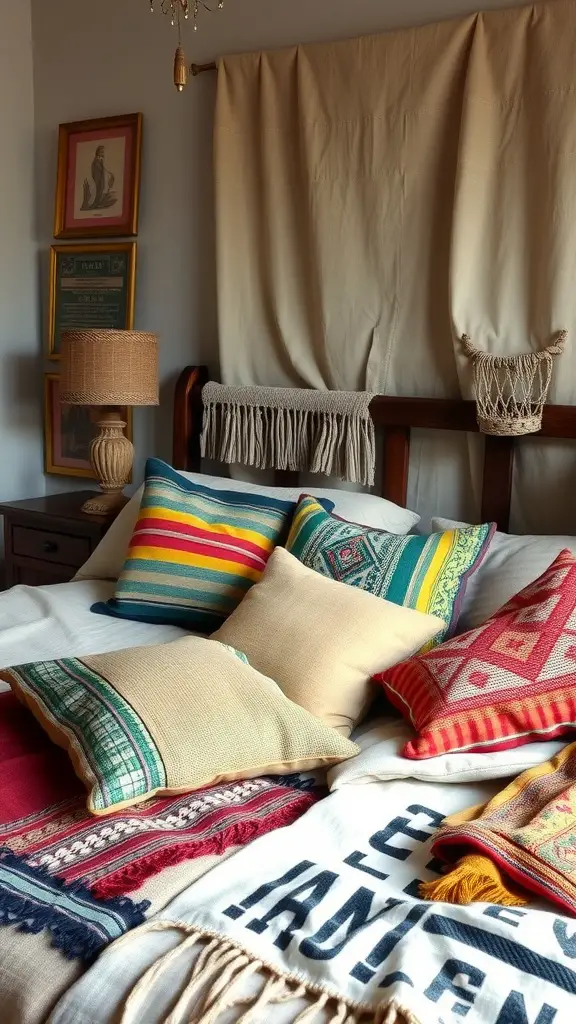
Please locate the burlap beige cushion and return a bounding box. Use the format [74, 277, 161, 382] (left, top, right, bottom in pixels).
[3, 636, 359, 815]
[213, 547, 445, 734]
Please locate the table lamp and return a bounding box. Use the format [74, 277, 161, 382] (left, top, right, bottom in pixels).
[60, 329, 159, 515]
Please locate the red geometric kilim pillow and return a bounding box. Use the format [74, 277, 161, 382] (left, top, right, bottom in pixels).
[375, 549, 576, 759]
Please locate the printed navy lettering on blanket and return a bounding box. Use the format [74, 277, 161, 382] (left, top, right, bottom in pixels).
[50, 778, 576, 1023]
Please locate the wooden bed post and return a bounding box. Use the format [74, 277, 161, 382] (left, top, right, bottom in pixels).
[173, 365, 209, 472]
[481, 436, 514, 533]
[382, 427, 410, 509]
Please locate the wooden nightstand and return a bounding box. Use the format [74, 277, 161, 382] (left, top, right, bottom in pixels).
[0, 492, 120, 589]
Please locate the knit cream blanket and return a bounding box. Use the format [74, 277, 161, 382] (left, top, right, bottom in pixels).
[201, 383, 376, 487]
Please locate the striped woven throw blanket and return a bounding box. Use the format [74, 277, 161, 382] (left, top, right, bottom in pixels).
[201, 382, 376, 486]
[423, 741, 576, 915]
[0, 692, 318, 961]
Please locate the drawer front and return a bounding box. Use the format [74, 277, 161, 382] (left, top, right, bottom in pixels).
[12, 526, 91, 567]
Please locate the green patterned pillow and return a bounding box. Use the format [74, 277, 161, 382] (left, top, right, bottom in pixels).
[2, 636, 358, 815]
[286, 496, 495, 644]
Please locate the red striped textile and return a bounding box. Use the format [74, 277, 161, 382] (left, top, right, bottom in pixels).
[136, 518, 267, 557]
[93, 458, 303, 631]
[130, 532, 266, 569]
[0, 691, 317, 898]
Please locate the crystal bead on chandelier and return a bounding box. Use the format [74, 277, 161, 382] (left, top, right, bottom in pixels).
[149, 1, 224, 92]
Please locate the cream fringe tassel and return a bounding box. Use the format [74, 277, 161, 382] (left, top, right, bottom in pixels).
[114, 921, 421, 1024]
[201, 383, 376, 487]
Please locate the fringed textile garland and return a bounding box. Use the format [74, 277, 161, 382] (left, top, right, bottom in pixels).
[201, 383, 376, 487]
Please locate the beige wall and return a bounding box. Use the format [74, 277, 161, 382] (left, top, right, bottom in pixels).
[0, 0, 43, 502]
[31, 0, 539, 487]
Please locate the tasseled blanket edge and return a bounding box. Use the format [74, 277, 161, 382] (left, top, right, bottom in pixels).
[114, 921, 422, 1024]
[0, 847, 149, 962]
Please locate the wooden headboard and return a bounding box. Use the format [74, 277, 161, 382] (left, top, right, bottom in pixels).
[173, 365, 576, 533]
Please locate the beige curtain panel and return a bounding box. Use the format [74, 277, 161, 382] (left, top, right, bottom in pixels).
[214, 1, 576, 532]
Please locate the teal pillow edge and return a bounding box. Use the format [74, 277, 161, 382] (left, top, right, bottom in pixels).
[286, 496, 496, 642]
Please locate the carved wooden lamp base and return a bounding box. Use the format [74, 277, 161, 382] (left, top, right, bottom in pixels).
[59, 329, 159, 519]
[81, 408, 134, 516]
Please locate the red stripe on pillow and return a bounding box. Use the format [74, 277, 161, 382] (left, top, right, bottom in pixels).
[130, 533, 266, 571]
[135, 518, 268, 558]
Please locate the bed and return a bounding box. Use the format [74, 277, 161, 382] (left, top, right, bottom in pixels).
[2, 365, 576, 1024]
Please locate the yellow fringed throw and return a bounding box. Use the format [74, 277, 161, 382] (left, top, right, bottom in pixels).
[420, 854, 528, 907]
[420, 741, 576, 914]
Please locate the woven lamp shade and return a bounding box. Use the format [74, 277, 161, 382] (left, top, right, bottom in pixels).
[61, 330, 159, 407]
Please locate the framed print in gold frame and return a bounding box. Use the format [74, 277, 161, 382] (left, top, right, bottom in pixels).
[44, 373, 133, 480]
[48, 242, 136, 360]
[54, 112, 142, 239]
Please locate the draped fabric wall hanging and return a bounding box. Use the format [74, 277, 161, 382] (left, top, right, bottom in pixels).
[214, 0, 576, 532]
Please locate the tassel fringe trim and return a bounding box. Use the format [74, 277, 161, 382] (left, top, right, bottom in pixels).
[114, 921, 422, 1024]
[0, 847, 149, 962]
[420, 854, 529, 908]
[201, 383, 376, 487]
[92, 792, 314, 898]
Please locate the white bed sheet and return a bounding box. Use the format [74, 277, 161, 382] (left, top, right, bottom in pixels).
[329, 716, 566, 788]
[0, 580, 189, 680]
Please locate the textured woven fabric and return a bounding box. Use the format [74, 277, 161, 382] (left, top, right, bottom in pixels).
[0, 849, 148, 964]
[213, 546, 445, 735]
[428, 741, 576, 916]
[201, 382, 376, 486]
[0, 690, 317, 899]
[286, 495, 495, 644]
[3, 636, 357, 814]
[92, 458, 309, 632]
[376, 549, 576, 759]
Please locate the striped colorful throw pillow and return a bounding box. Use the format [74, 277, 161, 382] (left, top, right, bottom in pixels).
[92, 459, 311, 632]
[286, 496, 495, 644]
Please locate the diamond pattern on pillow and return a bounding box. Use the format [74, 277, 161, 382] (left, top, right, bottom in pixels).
[375, 550, 576, 759]
[286, 495, 495, 645]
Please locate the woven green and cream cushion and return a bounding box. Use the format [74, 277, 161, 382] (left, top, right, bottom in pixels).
[2, 637, 359, 816]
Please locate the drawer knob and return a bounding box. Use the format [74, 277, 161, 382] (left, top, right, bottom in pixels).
[43, 540, 59, 554]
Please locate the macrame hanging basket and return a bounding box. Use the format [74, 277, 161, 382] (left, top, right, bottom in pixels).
[461, 331, 567, 436]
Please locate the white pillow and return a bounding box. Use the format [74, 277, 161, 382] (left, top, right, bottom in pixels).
[76, 470, 420, 582]
[328, 716, 565, 789]
[433, 516, 575, 630]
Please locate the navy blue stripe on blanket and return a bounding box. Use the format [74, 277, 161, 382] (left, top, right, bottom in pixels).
[424, 915, 576, 994]
[0, 848, 149, 962]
